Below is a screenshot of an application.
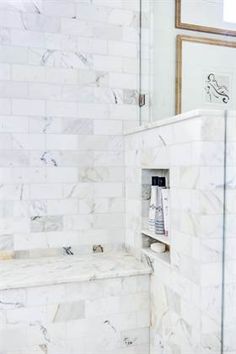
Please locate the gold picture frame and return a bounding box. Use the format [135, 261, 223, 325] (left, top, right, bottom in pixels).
[176, 35, 236, 114]
[176, 0, 236, 36]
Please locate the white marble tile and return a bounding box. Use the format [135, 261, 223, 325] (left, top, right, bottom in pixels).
[0, 98, 11, 114]
[28, 83, 61, 100]
[0, 9, 24, 29]
[12, 64, 45, 82]
[46, 134, 78, 150]
[109, 8, 135, 26]
[109, 73, 138, 90]
[94, 54, 123, 72]
[108, 40, 137, 58]
[0, 63, 10, 80]
[77, 37, 107, 55]
[12, 99, 45, 116]
[93, 22, 123, 40]
[0, 82, 28, 99]
[30, 183, 63, 200]
[42, 1, 76, 17]
[94, 119, 123, 135]
[11, 29, 45, 48]
[46, 101, 77, 117]
[0, 28, 10, 44]
[62, 118, 93, 134]
[45, 67, 78, 84]
[61, 19, 92, 36]
[78, 103, 109, 119]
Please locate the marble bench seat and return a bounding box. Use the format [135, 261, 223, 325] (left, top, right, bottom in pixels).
[0, 252, 151, 354]
[0, 251, 151, 290]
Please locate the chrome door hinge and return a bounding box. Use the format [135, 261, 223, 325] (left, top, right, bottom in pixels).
[139, 94, 145, 107]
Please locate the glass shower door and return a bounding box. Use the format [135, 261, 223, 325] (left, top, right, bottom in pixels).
[139, 0, 151, 125]
[138, 1, 236, 353]
[222, 110, 236, 354]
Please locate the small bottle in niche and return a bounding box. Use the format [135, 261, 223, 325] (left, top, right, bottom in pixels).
[161, 188, 169, 237]
[148, 176, 166, 234]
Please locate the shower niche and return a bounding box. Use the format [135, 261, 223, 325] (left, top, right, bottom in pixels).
[141, 168, 171, 264]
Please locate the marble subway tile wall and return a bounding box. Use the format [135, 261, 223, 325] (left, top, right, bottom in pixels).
[0, 275, 150, 354]
[0, 0, 145, 258]
[125, 111, 226, 354]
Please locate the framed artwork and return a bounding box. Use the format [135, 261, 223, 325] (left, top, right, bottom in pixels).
[176, 0, 236, 36]
[176, 35, 236, 114]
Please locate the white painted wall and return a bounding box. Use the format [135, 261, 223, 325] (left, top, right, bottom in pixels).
[144, 0, 236, 121]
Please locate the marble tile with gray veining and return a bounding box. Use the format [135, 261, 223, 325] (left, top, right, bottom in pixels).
[0, 234, 13, 251]
[95, 88, 123, 104]
[62, 118, 93, 135]
[93, 71, 109, 87]
[30, 215, 63, 233]
[29, 200, 47, 217]
[0, 0, 42, 13]
[123, 89, 139, 105]
[40, 151, 58, 166]
[22, 13, 60, 33]
[41, 50, 93, 69]
[29, 116, 62, 134]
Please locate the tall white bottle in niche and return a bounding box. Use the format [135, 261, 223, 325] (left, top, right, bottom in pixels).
[148, 176, 166, 234]
[162, 188, 169, 237]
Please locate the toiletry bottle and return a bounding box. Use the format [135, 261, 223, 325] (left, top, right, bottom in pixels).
[161, 188, 169, 237]
[148, 176, 158, 233]
[155, 177, 166, 235]
[148, 176, 166, 234]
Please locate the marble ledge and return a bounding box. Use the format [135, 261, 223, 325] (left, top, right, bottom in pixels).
[0, 252, 151, 290]
[124, 109, 230, 136]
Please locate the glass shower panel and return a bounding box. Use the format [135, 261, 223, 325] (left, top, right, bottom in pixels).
[220, 4, 236, 353]
[139, 0, 151, 125]
[221, 3, 236, 351]
[139, 0, 181, 123]
[223, 110, 236, 354]
[138, 1, 236, 353]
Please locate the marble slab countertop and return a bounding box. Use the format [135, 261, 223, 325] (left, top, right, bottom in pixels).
[0, 252, 151, 290]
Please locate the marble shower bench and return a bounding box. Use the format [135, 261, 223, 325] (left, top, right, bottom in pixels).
[0, 252, 151, 354]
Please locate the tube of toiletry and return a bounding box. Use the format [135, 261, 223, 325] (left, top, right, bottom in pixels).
[161, 188, 169, 237]
[148, 176, 166, 234]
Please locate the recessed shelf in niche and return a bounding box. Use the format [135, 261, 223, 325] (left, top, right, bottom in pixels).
[141, 168, 170, 264]
[141, 229, 170, 246]
[142, 232, 170, 264]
